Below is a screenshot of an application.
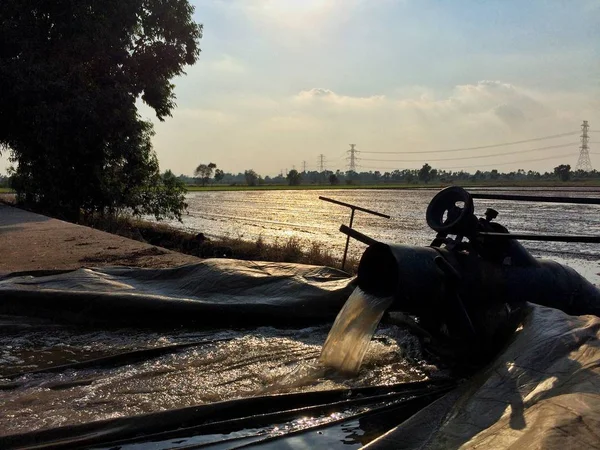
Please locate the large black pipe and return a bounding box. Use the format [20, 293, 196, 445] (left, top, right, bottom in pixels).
[357, 243, 600, 320]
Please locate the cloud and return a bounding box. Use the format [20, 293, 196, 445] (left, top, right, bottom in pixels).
[220, 0, 363, 27]
[263, 115, 321, 132]
[291, 81, 550, 131]
[174, 108, 236, 125]
[294, 88, 386, 108]
[148, 80, 598, 175]
[208, 54, 246, 74]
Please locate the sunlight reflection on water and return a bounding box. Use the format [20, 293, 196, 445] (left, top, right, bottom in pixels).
[159, 188, 600, 284]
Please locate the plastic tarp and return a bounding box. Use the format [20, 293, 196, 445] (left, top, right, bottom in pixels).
[0, 259, 599, 449]
[366, 304, 600, 449]
[0, 259, 355, 328]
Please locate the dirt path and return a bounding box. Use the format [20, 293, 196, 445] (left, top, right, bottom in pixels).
[0, 204, 199, 274]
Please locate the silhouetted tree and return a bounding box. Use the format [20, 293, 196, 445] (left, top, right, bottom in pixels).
[286, 169, 302, 186]
[554, 164, 571, 182]
[245, 169, 259, 186]
[0, 0, 202, 221]
[195, 163, 216, 186]
[418, 163, 432, 183]
[214, 169, 224, 183]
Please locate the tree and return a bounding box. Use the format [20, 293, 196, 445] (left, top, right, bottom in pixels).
[194, 162, 216, 186]
[418, 163, 432, 183]
[554, 164, 571, 182]
[0, 0, 202, 221]
[329, 173, 339, 185]
[214, 168, 224, 183]
[286, 169, 302, 186]
[245, 169, 259, 186]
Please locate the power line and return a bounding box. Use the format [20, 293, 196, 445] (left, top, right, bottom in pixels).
[360, 142, 576, 163]
[360, 153, 577, 171]
[360, 131, 579, 154]
[441, 153, 577, 170]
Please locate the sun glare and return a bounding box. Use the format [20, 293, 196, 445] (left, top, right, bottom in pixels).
[259, 0, 335, 27]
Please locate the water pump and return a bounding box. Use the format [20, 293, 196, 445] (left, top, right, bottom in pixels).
[346, 186, 600, 363]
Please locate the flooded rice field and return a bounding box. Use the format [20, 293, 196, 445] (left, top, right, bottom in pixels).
[163, 187, 600, 285]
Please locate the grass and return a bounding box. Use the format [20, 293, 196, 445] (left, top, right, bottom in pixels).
[0, 188, 14, 193]
[83, 215, 359, 273]
[186, 180, 600, 192]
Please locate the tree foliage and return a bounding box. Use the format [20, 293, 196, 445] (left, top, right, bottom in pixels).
[244, 170, 259, 186]
[418, 163, 432, 183]
[554, 164, 571, 182]
[286, 169, 302, 186]
[0, 0, 202, 221]
[194, 162, 216, 186]
[214, 169, 225, 183]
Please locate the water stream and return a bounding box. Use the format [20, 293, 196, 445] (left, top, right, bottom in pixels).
[320, 287, 393, 375]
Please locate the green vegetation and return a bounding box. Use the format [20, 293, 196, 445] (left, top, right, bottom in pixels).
[184, 179, 600, 192]
[178, 163, 600, 190]
[84, 215, 358, 273]
[0, 188, 14, 194]
[0, 0, 201, 222]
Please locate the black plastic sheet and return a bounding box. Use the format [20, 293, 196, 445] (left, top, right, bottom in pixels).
[0, 260, 355, 328]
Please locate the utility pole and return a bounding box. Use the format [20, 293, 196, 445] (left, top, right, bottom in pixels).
[347, 144, 358, 172]
[576, 120, 592, 171]
[302, 161, 307, 173]
[318, 154, 325, 172]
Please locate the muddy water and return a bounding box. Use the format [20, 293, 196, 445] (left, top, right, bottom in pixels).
[160, 187, 600, 285]
[320, 287, 393, 375]
[0, 315, 429, 435]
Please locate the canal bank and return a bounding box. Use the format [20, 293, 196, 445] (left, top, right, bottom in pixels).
[0, 204, 199, 274]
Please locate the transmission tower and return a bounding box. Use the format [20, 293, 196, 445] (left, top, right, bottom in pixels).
[576, 120, 592, 171]
[347, 144, 359, 172]
[318, 154, 325, 172]
[302, 161, 307, 173]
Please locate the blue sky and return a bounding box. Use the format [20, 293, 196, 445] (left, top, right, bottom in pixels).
[2, 0, 599, 175]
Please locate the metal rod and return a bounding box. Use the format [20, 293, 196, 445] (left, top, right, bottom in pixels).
[470, 193, 600, 205]
[477, 232, 600, 243]
[340, 224, 381, 247]
[319, 196, 391, 218]
[341, 209, 355, 270]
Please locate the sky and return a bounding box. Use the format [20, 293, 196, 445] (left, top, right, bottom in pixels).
[2, 0, 600, 176]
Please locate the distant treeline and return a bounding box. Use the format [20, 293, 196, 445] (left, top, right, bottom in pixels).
[0, 175, 10, 188]
[179, 163, 598, 186]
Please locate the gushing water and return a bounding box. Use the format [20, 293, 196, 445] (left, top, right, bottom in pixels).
[320, 287, 393, 375]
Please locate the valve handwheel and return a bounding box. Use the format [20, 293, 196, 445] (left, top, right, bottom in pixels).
[426, 186, 475, 236]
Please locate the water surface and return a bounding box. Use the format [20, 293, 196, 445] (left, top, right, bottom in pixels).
[160, 187, 600, 284]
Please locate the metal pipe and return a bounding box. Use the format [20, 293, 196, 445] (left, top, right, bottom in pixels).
[341, 209, 355, 270]
[339, 224, 381, 247]
[477, 232, 600, 243]
[319, 196, 391, 218]
[470, 193, 600, 205]
[319, 196, 390, 270]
